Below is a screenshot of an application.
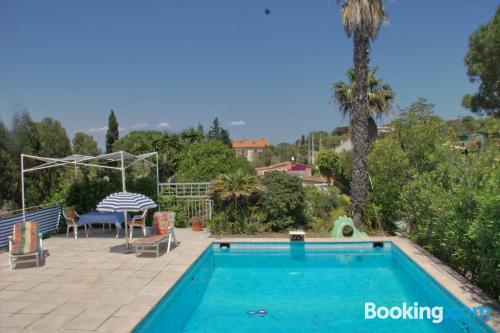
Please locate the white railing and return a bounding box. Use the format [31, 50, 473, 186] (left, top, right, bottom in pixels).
[159, 182, 212, 220]
[159, 182, 209, 198]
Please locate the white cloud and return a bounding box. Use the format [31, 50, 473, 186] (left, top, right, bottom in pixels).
[129, 123, 149, 129]
[157, 122, 170, 128]
[229, 120, 246, 126]
[87, 126, 108, 133]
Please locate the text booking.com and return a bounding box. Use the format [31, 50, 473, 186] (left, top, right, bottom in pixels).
[364, 302, 491, 324]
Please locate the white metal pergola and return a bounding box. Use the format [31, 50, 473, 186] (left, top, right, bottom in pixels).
[20, 151, 160, 223]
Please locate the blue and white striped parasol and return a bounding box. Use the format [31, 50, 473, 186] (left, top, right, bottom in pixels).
[97, 192, 157, 246]
[97, 192, 157, 212]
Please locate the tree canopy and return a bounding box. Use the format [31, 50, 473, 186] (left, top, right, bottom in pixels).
[176, 141, 252, 182]
[462, 5, 500, 116]
[316, 150, 341, 185]
[72, 132, 100, 156]
[37, 117, 71, 158]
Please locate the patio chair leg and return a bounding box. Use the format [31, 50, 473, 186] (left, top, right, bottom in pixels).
[74, 226, 78, 240]
[9, 255, 13, 269]
[129, 227, 133, 240]
[84, 224, 88, 238]
[35, 252, 39, 267]
[167, 234, 172, 253]
[143, 227, 146, 236]
[66, 226, 69, 238]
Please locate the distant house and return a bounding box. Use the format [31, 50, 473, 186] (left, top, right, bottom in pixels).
[256, 161, 312, 178]
[333, 126, 394, 153]
[334, 139, 353, 153]
[232, 139, 270, 162]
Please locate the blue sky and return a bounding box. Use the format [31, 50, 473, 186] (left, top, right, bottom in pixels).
[0, 0, 497, 147]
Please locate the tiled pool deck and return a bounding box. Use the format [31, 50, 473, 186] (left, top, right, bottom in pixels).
[0, 232, 498, 332]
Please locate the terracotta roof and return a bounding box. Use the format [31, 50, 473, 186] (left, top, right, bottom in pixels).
[255, 161, 291, 171]
[255, 161, 311, 172]
[232, 139, 270, 149]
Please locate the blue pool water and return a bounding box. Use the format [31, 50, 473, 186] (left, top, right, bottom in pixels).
[134, 242, 494, 333]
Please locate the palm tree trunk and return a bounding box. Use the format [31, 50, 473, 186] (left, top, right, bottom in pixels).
[350, 28, 370, 230]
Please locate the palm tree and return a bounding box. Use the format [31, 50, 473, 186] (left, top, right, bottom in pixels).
[209, 169, 265, 211]
[335, 0, 388, 229]
[333, 67, 395, 142]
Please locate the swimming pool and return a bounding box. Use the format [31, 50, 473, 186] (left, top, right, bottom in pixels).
[133, 242, 494, 333]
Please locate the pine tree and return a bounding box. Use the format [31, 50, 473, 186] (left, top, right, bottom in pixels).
[207, 118, 232, 147]
[220, 128, 231, 147]
[105, 110, 119, 153]
[207, 118, 221, 141]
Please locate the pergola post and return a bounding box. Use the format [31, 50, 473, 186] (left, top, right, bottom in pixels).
[120, 151, 129, 246]
[120, 151, 126, 192]
[155, 152, 160, 204]
[21, 154, 26, 222]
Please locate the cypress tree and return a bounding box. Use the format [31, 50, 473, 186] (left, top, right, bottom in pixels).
[105, 110, 119, 153]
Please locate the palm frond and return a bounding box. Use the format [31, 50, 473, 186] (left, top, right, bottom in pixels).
[339, 0, 388, 40]
[331, 66, 395, 119]
[209, 170, 264, 208]
[331, 81, 355, 117]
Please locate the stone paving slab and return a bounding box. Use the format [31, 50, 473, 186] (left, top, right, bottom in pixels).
[0, 228, 211, 333]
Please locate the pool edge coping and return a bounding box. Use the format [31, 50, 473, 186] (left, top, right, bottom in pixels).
[390, 237, 500, 331]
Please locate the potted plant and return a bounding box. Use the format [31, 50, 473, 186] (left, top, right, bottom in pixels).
[190, 215, 203, 232]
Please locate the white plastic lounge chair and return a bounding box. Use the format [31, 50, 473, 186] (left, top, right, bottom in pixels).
[63, 207, 89, 239]
[128, 209, 148, 239]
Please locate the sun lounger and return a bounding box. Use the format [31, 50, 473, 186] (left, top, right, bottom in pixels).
[133, 234, 173, 257]
[8, 221, 43, 269]
[132, 211, 177, 257]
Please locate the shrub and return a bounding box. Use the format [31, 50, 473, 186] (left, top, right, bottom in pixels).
[65, 172, 121, 213]
[305, 186, 347, 233]
[260, 171, 305, 231]
[401, 143, 500, 299]
[158, 195, 189, 227]
[368, 136, 411, 228]
[207, 209, 267, 235]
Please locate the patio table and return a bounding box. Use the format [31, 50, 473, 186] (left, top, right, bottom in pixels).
[78, 212, 130, 237]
